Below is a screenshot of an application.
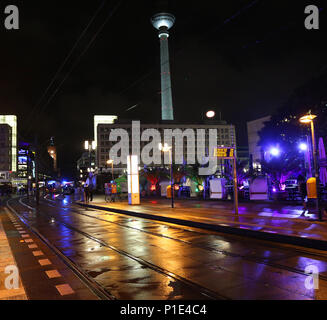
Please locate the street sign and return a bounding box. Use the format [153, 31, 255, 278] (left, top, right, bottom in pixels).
[214, 147, 235, 159]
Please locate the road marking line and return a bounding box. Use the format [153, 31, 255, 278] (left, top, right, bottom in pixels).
[28, 244, 38, 249]
[24, 239, 33, 243]
[55, 284, 74, 296]
[18, 231, 26, 234]
[21, 234, 29, 238]
[32, 250, 44, 257]
[45, 270, 61, 279]
[38, 259, 51, 266]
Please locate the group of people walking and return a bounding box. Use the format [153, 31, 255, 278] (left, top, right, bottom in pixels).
[105, 182, 118, 202]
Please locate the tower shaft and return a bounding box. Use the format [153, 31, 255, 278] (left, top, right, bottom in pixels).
[159, 33, 174, 121]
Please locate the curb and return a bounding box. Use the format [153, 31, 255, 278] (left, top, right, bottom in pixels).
[77, 202, 327, 251]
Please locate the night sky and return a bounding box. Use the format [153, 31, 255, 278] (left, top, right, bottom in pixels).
[1, 0, 326, 176]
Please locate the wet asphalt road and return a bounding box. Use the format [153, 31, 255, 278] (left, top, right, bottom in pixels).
[7, 196, 327, 300]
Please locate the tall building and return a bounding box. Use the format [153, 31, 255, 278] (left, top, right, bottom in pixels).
[17, 142, 30, 180]
[0, 115, 17, 172]
[77, 151, 96, 177]
[151, 13, 175, 121]
[247, 115, 271, 170]
[95, 118, 236, 175]
[0, 124, 12, 171]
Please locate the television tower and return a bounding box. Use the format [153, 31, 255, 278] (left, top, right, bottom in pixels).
[47, 136, 57, 172]
[151, 13, 175, 121]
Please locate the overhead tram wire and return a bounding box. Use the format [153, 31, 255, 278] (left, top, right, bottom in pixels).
[25, 0, 108, 135]
[29, 0, 123, 128]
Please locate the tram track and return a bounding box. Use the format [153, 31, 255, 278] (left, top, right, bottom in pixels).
[6, 197, 229, 300]
[41, 197, 327, 283]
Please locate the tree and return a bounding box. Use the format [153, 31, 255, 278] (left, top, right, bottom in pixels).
[258, 72, 327, 182]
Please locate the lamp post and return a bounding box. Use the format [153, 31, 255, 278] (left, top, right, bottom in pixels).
[299, 142, 310, 179]
[84, 140, 96, 173]
[107, 159, 114, 181]
[159, 142, 174, 208]
[299, 113, 322, 220]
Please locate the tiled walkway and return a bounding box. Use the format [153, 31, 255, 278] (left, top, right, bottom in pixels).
[0, 209, 27, 300]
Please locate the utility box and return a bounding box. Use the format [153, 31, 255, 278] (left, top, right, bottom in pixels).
[307, 177, 317, 199]
[209, 178, 226, 199]
[250, 176, 269, 200]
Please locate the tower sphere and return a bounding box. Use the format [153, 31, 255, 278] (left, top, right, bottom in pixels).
[151, 13, 175, 30]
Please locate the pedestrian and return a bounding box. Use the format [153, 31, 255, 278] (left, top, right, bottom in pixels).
[84, 183, 89, 203]
[86, 172, 96, 202]
[105, 183, 111, 202]
[111, 182, 117, 202]
[298, 176, 308, 216]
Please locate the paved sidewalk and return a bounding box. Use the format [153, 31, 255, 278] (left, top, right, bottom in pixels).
[76, 195, 327, 249]
[0, 208, 27, 300]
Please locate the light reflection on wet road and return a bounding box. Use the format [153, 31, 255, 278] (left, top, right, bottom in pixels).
[8, 196, 327, 300]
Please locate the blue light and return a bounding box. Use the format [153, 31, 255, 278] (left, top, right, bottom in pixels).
[299, 143, 308, 151]
[270, 148, 280, 157]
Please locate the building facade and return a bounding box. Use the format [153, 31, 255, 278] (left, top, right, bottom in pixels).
[95, 119, 236, 175]
[0, 124, 12, 171]
[0, 115, 17, 172]
[247, 115, 271, 170]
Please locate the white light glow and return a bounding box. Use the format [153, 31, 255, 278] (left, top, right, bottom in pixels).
[299, 143, 308, 151]
[127, 155, 140, 205]
[151, 13, 175, 31]
[206, 110, 215, 118]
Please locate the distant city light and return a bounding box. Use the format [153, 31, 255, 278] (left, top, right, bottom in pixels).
[206, 110, 215, 118]
[299, 143, 308, 151]
[270, 147, 280, 157]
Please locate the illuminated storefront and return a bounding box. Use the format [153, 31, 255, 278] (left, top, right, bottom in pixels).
[0, 115, 17, 172]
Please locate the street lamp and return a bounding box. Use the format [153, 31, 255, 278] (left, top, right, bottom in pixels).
[159, 142, 174, 208]
[206, 110, 215, 119]
[270, 147, 281, 157]
[107, 159, 114, 181]
[299, 142, 308, 151]
[299, 112, 321, 220]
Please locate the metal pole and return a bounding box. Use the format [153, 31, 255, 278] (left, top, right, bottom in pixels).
[111, 162, 114, 181]
[89, 145, 91, 171]
[27, 145, 30, 201]
[35, 136, 39, 206]
[311, 121, 322, 220]
[233, 155, 238, 215]
[170, 150, 174, 208]
[306, 134, 312, 178]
